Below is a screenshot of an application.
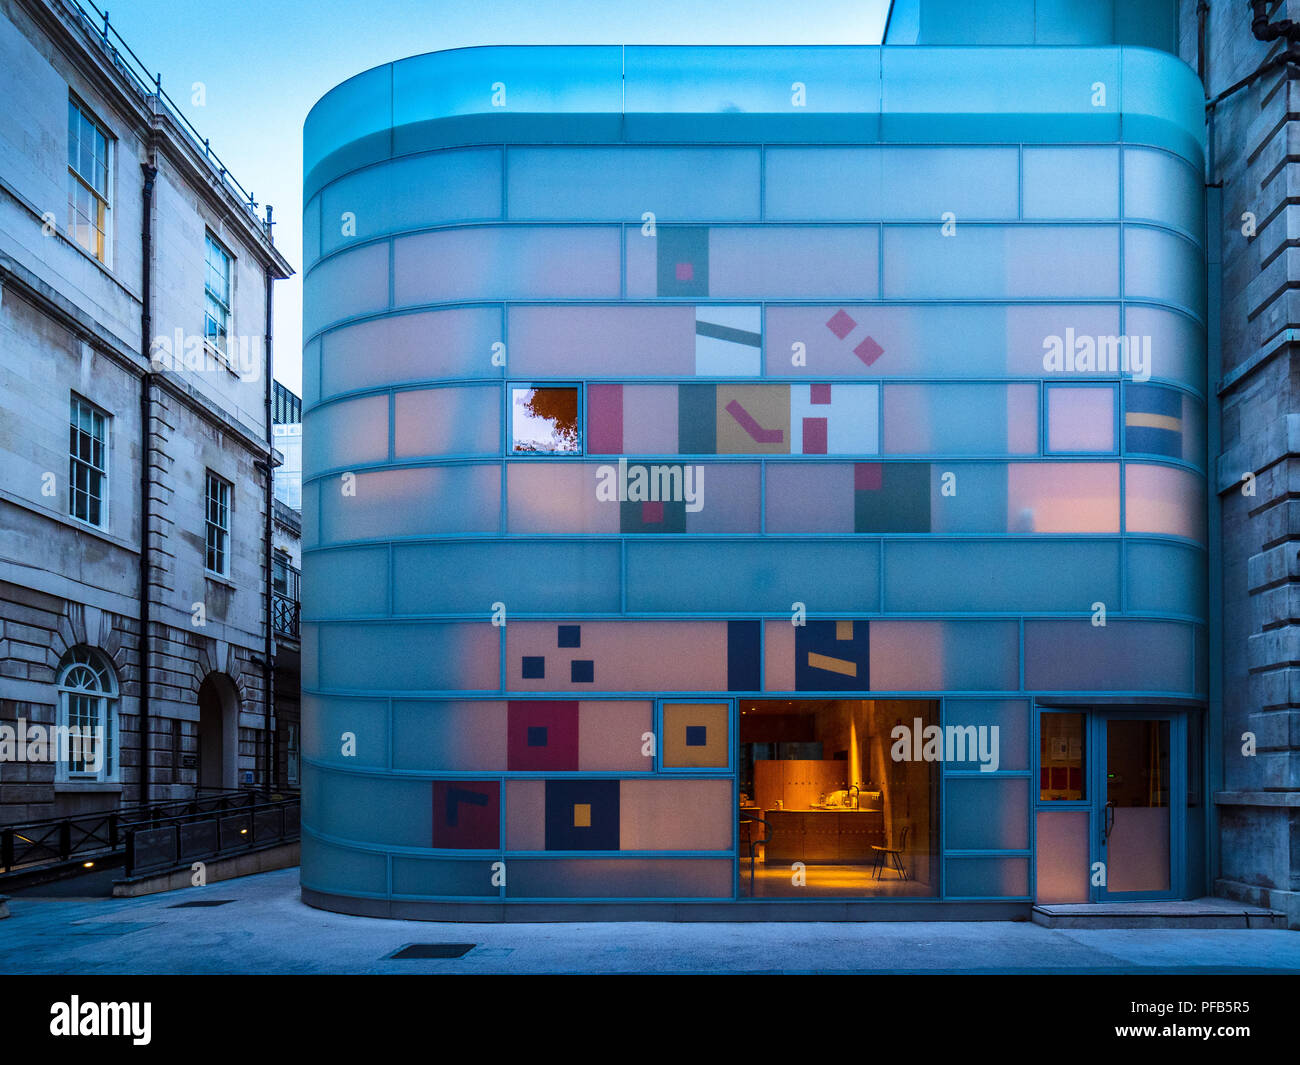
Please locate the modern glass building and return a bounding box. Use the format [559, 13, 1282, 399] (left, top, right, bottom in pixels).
[300, 37, 1208, 918]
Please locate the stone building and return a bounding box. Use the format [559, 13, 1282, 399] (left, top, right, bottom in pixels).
[0, 0, 292, 821]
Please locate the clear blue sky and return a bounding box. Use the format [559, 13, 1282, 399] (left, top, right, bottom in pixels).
[92, 0, 892, 395]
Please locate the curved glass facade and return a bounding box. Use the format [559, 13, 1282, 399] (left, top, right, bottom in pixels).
[301, 45, 1207, 917]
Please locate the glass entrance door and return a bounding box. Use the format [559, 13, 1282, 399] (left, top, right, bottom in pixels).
[1096, 715, 1176, 900]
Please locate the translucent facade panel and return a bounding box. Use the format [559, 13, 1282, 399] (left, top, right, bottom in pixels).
[884, 384, 1038, 455]
[944, 856, 1029, 898]
[1124, 147, 1204, 241]
[392, 541, 621, 614]
[391, 700, 508, 771]
[319, 308, 503, 400]
[943, 699, 1030, 772]
[1035, 810, 1090, 904]
[579, 701, 655, 771]
[1123, 226, 1204, 315]
[392, 858, 498, 897]
[619, 780, 733, 850]
[626, 226, 879, 299]
[394, 226, 621, 304]
[303, 194, 321, 267]
[507, 147, 760, 220]
[303, 241, 389, 337]
[320, 149, 501, 256]
[300, 479, 320, 550]
[1126, 541, 1207, 618]
[1007, 463, 1119, 533]
[868, 621, 1019, 691]
[883, 225, 1119, 300]
[945, 778, 1029, 850]
[626, 541, 880, 613]
[506, 463, 621, 534]
[301, 694, 388, 768]
[765, 148, 881, 220]
[1006, 304, 1122, 377]
[1124, 304, 1204, 391]
[394, 386, 500, 457]
[765, 463, 855, 533]
[1124, 463, 1205, 542]
[300, 832, 387, 896]
[319, 465, 500, 543]
[1021, 147, 1118, 218]
[883, 541, 1119, 613]
[505, 621, 730, 693]
[303, 394, 389, 472]
[1046, 384, 1115, 453]
[302, 764, 432, 847]
[303, 337, 322, 407]
[509, 306, 697, 377]
[303, 62, 392, 186]
[505, 859, 733, 898]
[302, 546, 389, 618]
[685, 463, 762, 533]
[1024, 620, 1193, 692]
[316, 622, 499, 691]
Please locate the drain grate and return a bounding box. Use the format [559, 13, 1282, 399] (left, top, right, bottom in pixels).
[169, 899, 236, 908]
[390, 943, 476, 959]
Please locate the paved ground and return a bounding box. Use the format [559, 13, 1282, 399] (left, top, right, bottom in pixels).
[1, 868, 1298, 974]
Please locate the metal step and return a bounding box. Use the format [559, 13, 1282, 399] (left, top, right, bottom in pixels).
[1032, 897, 1287, 929]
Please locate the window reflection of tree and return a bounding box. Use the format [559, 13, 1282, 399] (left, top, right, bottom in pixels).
[518, 387, 580, 452]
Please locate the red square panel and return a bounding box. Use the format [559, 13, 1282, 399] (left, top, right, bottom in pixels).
[508, 700, 579, 771]
[432, 780, 500, 849]
[675, 262, 694, 282]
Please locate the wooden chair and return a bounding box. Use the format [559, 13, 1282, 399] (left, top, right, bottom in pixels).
[871, 824, 910, 881]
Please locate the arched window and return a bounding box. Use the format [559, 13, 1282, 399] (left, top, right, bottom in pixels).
[55, 646, 118, 782]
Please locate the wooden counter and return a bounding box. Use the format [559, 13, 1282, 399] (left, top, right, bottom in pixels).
[761, 808, 884, 864]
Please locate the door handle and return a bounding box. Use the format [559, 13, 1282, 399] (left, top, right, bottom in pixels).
[1102, 800, 1115, 844]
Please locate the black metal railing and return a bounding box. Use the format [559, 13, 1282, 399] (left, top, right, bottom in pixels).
[124, 796, 300, 878]
[0, 789, 283, 875]
[272, 592, 300, 639]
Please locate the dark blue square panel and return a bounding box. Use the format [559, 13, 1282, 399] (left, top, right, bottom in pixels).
[527, 726, 548, 747]
[545, 779, 620, 851]
[522, 656, 545, 679]
[685, 725, 708, 747]
[557, 625, 581, 648]
[570, 659, 594, 683]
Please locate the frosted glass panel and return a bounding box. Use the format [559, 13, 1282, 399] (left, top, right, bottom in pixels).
[508, 147, 760, 220]
[319, 465, 500, 543]
[321, 148, 501, 257]
[301, 694, 388, 768]
[883, 541, 1119, 613]
[317, 622, 499, 691]
[1007, 463, 1119, 533]
[1126, 540, 1206, 617]
[1035, 810, 1090, 903]
[765, 463, 855, 532]
[944, 699, 1029, 771]
[505, 859, 733, 898]
[579, 701, 655, 771]
[300, 832, 387, 895]
[1125, 304, 1205, 390]
[302, 764, 431, 847]
[1125, 463, 1205, 542]
[945, 778, 1029, 849]
[1124, 147, 1204, 241]
[392, 858, 499, 897]
[1124, 226, 1204, 314]
[619, 780, 732, 850]
[394, 226, 621, 303]
[303, 242, 389, 336]
[302, 546, 389, 618]
[685, 463, 762, 533]
[391, 700, 508, 771]
[303, 394, 389, 471]
[1024, 620, 1193, 691]
[945, 856, 1029, 897]
[511, 305, 697, 377]
[392, 541, 621, 614]
[627, 541, 880, 613]
[765, 148, 881, 219]
[869, 621, 1019, 691]
[884, 225, 1118, 299]
[394, 386, 500, 457]
[884, 384, 1038, 455]
[506, 463, 621, 534]
[1046, 385, 1115, 453]
[303, 194, 321, 266]
[320, 308, 504, 400]
[878, 146, 1018, 218]
[1022, 147, 1119, 218]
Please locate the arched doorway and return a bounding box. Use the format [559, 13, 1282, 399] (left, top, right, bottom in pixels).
[197, 672, 239, 791]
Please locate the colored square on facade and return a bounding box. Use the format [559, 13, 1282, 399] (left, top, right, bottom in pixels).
[854, 462, 931, 532]
[1047, 384, 1115, 453]
[570, 660, 595, 683]
[727, 619, 761, 691]
[557, 625, 581, 648]
[521, 656, 546, 679]
[545, 779, 620, 850]
[508, 700, 579, 770]
[586, 383, 623, 454]
[678, 384, 718, 453]
[657, 227, 709, 297]
[792, 383, 879, 455]
[432, 780, 500, 849]
[716, 384, 790, 454]
[795, 620, 870, 691]
[620, 498, 686, 533]
[1124, 383, 1182, 458]
[663, 702, 730, 767]
[695, 305, 762, 376]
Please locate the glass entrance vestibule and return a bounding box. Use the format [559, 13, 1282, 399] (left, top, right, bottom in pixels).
[1035, 706, 1206, 904]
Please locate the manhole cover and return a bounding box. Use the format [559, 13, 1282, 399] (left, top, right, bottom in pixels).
[390, 943, 476, 959]
[169, 899, 236, 908]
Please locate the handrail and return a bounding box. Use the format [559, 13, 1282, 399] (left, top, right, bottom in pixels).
[123, 796, 301, 877]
